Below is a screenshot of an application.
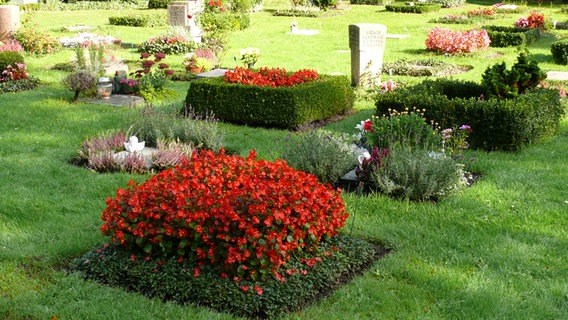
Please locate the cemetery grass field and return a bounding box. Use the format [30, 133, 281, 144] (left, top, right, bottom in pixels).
[1, 0, 568, 318]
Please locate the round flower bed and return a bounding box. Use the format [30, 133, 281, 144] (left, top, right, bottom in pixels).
[101, 149, 348, 281]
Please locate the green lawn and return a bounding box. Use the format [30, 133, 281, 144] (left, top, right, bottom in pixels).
[1, 0, 568, 319]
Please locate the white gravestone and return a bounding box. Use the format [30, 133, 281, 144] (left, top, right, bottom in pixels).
[168, 0, 203, 42]
[349, 24, 387, 86]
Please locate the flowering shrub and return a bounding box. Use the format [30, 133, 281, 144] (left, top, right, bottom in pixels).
[425, 27, 491, 54]
[101, 149, 348, 281]
[467, 7, 496, 18]
[365, 107, 440, 150]
[127, 52, 176, 101]
[441, 124, 473, 168]
[514, 17, 529, 29]
[0, 63, 28, 82]
[13, 18, 61, 54]
[224, 67, 319, 87]
[514, 11, 545, 30]
[0, 40, 24, 53]
[138, 35, 196, 55]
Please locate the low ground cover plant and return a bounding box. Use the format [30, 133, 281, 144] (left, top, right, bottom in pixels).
[75, 104, 223, 173]
[71, 233, 383, 319]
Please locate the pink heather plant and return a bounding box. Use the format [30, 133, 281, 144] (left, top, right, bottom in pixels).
[425, 27, 491, 54]
[0, 39, 24, 52]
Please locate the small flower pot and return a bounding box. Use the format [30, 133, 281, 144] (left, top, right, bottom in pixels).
[189, 66, 203, 74]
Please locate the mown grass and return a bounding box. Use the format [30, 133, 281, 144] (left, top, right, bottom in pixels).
[1, 0, 568, 318]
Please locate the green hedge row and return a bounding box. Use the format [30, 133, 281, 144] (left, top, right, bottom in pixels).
[483, 26, 541, 47]
[148, 0, 171, 9]
[375, 79, 565, 151]
[385, 3, 441, 13]
[185, 75, 355, 129]
[108, 13, 167, 27]
[551, 38, 568, 65]
[350, 0, 391, 5]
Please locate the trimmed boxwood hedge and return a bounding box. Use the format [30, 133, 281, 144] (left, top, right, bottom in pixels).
[185, 75, 354, 129]
[385, 3, 441, 13]
[375, 79, 565, 151]
[108, 13, 167, 27]
[551, 38, 568, 65]
[482, 25, 541, 47]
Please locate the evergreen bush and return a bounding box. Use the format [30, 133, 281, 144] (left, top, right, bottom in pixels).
[482, 25, 540, 47]
[375, 78, 564, 151]
[185, 74, 354, 129]
[0, 51, 24, 72]
[385, 3, 440, 13]
[551, 38, 568, 65]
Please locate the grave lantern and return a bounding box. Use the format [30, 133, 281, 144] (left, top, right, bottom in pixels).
[97, 77, 112, 99]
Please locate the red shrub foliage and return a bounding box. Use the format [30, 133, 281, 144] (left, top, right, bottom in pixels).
[223, 67, 319, 87]
[101, 149, 348, 280]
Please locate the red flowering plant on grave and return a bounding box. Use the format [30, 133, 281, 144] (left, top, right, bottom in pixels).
[224, 67, 319, 87]
[0, 62, 28, 82]
[101, 149, 348, 281]
[514, 11, 545, 30]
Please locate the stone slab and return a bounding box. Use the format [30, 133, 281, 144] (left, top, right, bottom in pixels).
[546, 71, 568, 81]
[88, 94, 144, 107]
[196, 68, 229, 78]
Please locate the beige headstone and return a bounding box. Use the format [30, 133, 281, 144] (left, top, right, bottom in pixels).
[0, 5, 21, 42]
[348, 24, 387, 86]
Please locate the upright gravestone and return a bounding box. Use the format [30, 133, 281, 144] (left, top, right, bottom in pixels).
[348, 24, 387, 86]
[0, 5, 21, 42]
[168, 0, 203, 43]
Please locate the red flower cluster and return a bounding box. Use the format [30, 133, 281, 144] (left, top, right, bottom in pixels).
[526, 11, 545, 30]
[0, 62, 28, 82]
[101, 149, 348, 281]
[206, 0, 225, 12]
[224, 67, 319, 87]
[467, 7, 495, 18]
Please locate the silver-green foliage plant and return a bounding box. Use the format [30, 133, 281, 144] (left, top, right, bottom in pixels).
[371, 146, 465, 201]
[128, 104, 224, 152]
[275, 129, 356, 184]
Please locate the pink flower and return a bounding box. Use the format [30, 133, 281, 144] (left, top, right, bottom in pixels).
[459, 124, 472, 132]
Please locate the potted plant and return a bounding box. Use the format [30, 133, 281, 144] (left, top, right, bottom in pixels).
[240, 47, 260, 69]
[184, 56, 214, 73]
